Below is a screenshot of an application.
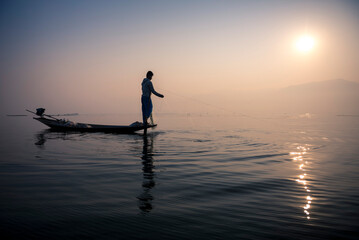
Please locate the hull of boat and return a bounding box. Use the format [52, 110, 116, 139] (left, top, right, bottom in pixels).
[34, 117, 156, 133]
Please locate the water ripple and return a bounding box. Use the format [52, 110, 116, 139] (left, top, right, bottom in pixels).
[1, 116, 359, 239]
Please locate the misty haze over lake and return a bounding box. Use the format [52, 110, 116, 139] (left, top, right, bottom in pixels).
[1, 1, 359, 239]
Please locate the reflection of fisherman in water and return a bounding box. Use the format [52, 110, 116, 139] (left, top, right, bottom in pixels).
[137, 134, 156, 213]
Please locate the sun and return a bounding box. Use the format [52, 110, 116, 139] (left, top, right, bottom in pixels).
[295, 35, 315, 53]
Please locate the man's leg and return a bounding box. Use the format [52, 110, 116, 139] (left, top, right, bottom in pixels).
[150, 114, 154, 125]
[144, 123, 147, 135]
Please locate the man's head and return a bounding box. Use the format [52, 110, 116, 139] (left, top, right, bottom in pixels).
[146, 71, 153, 80]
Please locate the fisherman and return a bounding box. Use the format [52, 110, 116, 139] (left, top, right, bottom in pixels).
[141, 71, 164, 134]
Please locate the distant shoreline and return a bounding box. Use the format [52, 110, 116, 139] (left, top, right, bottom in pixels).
[336, 114, 359, 117]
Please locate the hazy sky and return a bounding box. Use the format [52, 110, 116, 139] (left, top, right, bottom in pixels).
[1, 0, 358, 114]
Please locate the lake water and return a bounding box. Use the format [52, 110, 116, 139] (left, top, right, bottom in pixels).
[0, 113, 358, 239]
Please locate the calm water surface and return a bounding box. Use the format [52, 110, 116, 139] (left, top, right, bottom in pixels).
[0, 113, 358, 239]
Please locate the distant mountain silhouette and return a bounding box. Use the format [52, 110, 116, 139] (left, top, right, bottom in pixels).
[282, 79, 359, 93]
[276, 79, 359, 114]
[162, 79, 359, 115]
[224, 79, 359, 115]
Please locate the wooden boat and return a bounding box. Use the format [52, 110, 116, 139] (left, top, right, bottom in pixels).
[33, 117, 156, 133]
[27, 109, 156, 133]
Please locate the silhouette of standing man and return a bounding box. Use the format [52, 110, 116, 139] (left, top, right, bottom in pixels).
[141, 71, 164, 134]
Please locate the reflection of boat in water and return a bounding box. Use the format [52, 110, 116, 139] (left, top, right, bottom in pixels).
[27, 108, 156, 133]
[34, 129, 78, 146]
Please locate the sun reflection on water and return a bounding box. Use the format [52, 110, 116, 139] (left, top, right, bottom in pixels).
[291, 145, 312, 219]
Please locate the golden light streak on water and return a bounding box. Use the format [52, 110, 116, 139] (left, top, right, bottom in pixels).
[292, 144, 313, 220]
